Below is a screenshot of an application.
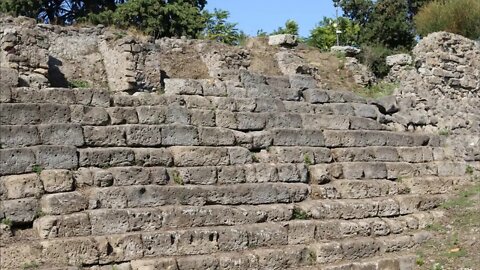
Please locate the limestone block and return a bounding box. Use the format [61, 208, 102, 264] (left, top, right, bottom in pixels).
[246, 84, 300, 101]
[131, 258, 178, 270]
[0, 103, 40, 125]
[227, 147, 252, 165]
[0, 243, 43, 270]
[89, 209, 129, 235]
[0, 148, 36, 175]
[1, 173, 43, 199]
[38, 104, 70, 124]
[341, 162, 388, 179]
[134, 148, 173, 167]
[41, 191, 87, 214]
[217, 166, 246, 184]
[266, 75, 291, 88]
[110, 166, 157, 186]
[142, 232, 178, 256]
[73, 88, 111, 107]
[268, 34, 298, 46]
[190, 109, 215, 127]
[330, 46, 361, 56]
[164, 79, 203, 95]
[41, 238, 99, 266]
[309, 164, 332, 184]
[79, 148, 135, 167]
[0, 125, 40, 147]
[200, 79, 227, 96]
[170, 167, 217, 185]
[83, 126, 126, 146]
[32, 145, 78, 170]
[1, 197, 39, 223]
[136, 106, 167, 124]
[70, 105, 109, 125]
[277, 164, 308, 183]
[302, 89, 329, 103]
[165, 106, 191, 125]
[386, 54, 413, 66]
[287, 221, 316, 245]
[267, 113, 303, 129]
[302, 114, 350, 130]
[289, 74, 317, 90]
[34, 213, 91, 239]
[125, 125, 162, 146]
[273, 129, 325, 146]
[161, 125, 198, 146]
[0, 86, 12, 103]
[351, 104, 379, 119]
[349, 117, 385, 130]
[177, 255, 219, 269]
[107, 107, 138, 124]
[170, 146, 229, 166]
[40, 169, 74, 193]
[38, 124, 84, 146]
[198, 127, 236, 146]
[96, 234, 143, 264]
[89, 187, 128, 209]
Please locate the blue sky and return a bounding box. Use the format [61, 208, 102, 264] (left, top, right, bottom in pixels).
[206, 0, 338, 37]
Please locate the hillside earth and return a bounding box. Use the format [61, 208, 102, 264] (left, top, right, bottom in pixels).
[0, 16, 479, 270]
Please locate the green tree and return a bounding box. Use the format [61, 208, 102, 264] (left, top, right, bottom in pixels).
[271, 19, 299, 36]
[202, 9, 241, 45]
[307, 17, 360, 51]
[415, 0, 480, 40]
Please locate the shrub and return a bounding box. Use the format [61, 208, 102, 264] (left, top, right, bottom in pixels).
[415, 0, 480, 40]
[358, 44, 395, 78]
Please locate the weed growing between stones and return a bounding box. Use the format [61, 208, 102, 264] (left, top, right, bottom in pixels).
[438, 128, 450, 136]
[292, 207, 309, 220]
[68, 80, 90, 88]
[465, 165, 474, 175]
[172, 171, 184, 185]
[303, 154, 313, 166]
[1, 218, 13, 227]
[22, 261, 39, 270]
[32, 165, 43, 175]
[358, 82, 398, 99]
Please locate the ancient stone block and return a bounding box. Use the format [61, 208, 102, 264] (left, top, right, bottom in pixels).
[32, 146, 78, 170]
[136, 106, 167, 124]
[70, 105, 109, 125]
[79, 148, 135, 167]
[83, 126, 126, 146]
[125, 125, 162, 146]
[41, 191, 87, 214]
[0, 148, 36, 175]
[0, 125, 40, 148]
[170, 146, 229, 166]
[1, 173, 43, 199]
[1, 197, 39, 223]
[161, 125, 198, 146]
[40, 169, 74, 193]
[134, 148, 173, 167]
[38, 124, 84, 146]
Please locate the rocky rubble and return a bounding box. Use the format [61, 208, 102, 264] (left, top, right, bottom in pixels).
[386, 32, 480, 161]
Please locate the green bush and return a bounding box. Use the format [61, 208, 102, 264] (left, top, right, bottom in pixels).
[307, 17, 360, 51]
[415, 0, 480, 40]
[358, 44, 394, 78]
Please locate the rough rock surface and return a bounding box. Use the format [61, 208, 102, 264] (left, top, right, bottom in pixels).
[386, 32, 480, 161]
[268, 34, 298, 46]
[0, 17, 479, 270]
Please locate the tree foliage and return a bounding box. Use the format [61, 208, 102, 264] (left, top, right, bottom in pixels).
[307, 17, 360, 51]
[202, 9, 241, 45]
[415, 0, 480, 40]
[271, 19, 299, 36]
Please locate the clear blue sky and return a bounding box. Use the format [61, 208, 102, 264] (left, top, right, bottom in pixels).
[206, 0, 338, 37]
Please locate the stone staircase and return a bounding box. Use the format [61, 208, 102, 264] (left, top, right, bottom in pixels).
[0, 72, 472, 269]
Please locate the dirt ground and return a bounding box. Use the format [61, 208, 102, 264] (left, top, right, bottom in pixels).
[415, 178, 480, 270]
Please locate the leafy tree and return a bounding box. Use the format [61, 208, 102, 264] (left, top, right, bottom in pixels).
[307, 17, 360, 51]
[415, 0, 480, 40]
[256, 29, 268, 37]
[202, 9, 240, 45]
[271, 19, 299, 36]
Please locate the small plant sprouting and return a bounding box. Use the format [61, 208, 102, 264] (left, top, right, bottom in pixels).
[303, 154, 313, 166]
[32, 164, 43, 175]
[292, 207, 310, 220]
[432, 263, 444, 270]
[415, 256, 424, 266]
[35, 209, 46, 218]
[251, 154, 260, 163]
[22, 261, 39, 269]
[69, 80, 90, 89]
[172, 171, 184, 185]
[465, 165, 474, 175]
[438, 128, 450, 136]
[1, 218, 13, 227]
[307, 250, 316, 264]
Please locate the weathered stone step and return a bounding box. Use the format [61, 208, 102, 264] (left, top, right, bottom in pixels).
[324, 130, 440, 148]
[39, 183, 309, 215]
[0, 224, 433, 269]
[330, 146, 452, 163]
[5, 87, 110, 107]
[291, 254, 416, 270]
[34, 196, 441, 240]
[308, 161, 467, 182]
[296, 193, 447, 220]
[310, 180, 405, 199]
[0, 103, 71, 125]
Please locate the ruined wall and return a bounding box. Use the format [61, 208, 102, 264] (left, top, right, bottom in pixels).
[0, 19, 479, 270]
[387, 32, 480, 161]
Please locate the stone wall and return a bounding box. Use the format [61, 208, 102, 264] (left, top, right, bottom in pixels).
[0, 19, 479, 270]
[1, 75, 478, 269]
[386, 32, 480, 161]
